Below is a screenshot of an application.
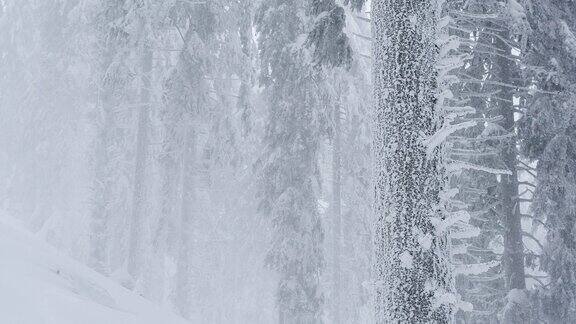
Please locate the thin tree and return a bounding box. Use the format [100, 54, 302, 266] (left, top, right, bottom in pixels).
[521, 0, 576, 321]
[89, 0, 132, 274]
[255, 0, 325, 321]
[127, 3, 154, 286]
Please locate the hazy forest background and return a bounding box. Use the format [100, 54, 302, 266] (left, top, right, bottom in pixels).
[1, 0, 575, 323]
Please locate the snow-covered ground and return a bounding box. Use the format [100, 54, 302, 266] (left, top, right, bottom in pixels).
[0, 215, 187, 324]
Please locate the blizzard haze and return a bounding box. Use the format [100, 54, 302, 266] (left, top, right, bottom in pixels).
[1, 0, 575, 323]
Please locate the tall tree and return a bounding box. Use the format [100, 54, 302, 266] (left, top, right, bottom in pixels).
[305, 1, 360, 322]
[88, 0, 134, 274]
[127, 0, 154, 288]
[255, 0, 325, 321]
[372, 0, 454, 322]
[328, 78, 344, 324]
[159, 2, 215, 318]
[521, 0, 576, 321]
[445, 1, 534, 321]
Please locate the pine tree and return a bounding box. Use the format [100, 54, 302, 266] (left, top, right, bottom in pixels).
[255, 0, 325, 321]
[306, 0, 352, 68]
[304, 1, 363, 322]
[158, 2, 215, 318]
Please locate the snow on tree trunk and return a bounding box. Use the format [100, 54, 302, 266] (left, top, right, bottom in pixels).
[331, 92, 343, 324]
[149, 76, 183, 304]
[151, 12, 199, 303]
[90, 81, 115, 275]
[521, 1, 576, 321]
[447, 4, 510, 320]
[127, 38, 152, 287]
[495, 28, 526, 293]
[174, 122, 197, 319]
[372, 0, 453, 322]
[89, 1, 132, 275]
[160, 4, 213, 316]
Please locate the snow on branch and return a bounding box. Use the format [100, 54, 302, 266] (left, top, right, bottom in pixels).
[423, 120, 477, 157]
[455, 261, 499, 276]
[447, 160, 512, 176]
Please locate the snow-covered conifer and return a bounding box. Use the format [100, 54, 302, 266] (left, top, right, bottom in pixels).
[255, 0, 326, 321]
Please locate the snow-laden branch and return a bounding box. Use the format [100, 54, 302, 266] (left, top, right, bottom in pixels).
[455, 261, 499, 276]
[447, 160, 513, 175]
[424, 120, 476, 157]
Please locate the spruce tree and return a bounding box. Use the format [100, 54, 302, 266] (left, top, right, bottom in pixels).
[255, 0, 325, 321]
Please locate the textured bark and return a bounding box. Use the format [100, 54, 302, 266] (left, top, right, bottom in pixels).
[372, 0, 453, 322]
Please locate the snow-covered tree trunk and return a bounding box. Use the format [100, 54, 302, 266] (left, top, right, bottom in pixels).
[90, 80, 115, 274]
[331, 94, 343, 324]
[372, 0, 453, 322]
[520, 1, 576, 321]
[448, 4, 509, 319]
[495, 30, 526, 293]
[152, 11, 198, 302]
[89, 0, 131, 274]
[174, 122, 197, 319]
[127, 38, 152, 287]
[445, 2, 531, 319]
[150, 87, 181, 304]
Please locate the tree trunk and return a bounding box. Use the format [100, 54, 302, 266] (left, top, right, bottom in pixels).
[127, 42, 152, 285]
[175, 121, 197, 319]
[372, 0, 452, 322]
[496, 30, 526, 294]
[495, 27, 527, 324]
[332, 97, 342, 324]
[90, 86, 114, 275]
[90, 15, 124, 274]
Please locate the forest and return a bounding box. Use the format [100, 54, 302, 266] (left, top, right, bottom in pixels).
[0, 0, 575, 323]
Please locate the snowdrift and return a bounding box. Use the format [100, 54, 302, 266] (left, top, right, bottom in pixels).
[0, 216, 187, 324]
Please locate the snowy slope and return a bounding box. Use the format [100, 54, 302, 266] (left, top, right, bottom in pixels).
[0, 215, 188, 324]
